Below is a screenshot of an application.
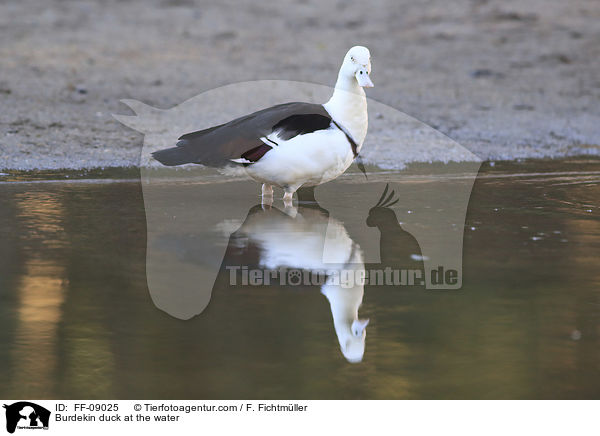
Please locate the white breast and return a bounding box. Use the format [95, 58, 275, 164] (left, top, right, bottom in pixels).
[245, 127, 355, 189]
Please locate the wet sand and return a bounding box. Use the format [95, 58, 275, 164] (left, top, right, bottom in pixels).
[0, 0, 599, 170]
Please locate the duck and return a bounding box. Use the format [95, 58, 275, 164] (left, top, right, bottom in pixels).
[151, 46, 373, 202]
[219, 201, 369, 363]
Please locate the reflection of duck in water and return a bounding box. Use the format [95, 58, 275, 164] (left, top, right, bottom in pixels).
[217, 195, 369, 363]
[321, 261, 369, 363]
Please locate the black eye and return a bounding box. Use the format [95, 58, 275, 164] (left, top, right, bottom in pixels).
[360, 71, 363, 74]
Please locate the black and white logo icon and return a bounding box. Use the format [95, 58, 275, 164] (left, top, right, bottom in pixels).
[3, 402, 50, 434]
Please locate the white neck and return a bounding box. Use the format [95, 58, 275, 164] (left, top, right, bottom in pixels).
[322, 279, 366, 362]
[323, 71, 369, 147]
[321, 261, 364, 326]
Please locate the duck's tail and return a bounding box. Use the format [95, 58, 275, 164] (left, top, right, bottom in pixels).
[151, 141, 196, 166]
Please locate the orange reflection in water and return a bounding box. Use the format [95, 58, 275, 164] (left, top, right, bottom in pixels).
[11, 191, 67, 397]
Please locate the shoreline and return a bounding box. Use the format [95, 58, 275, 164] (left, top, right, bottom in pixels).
[1, 156, 598, 182]
[2, 144, 598, 172]
[1, 0, 599, 171]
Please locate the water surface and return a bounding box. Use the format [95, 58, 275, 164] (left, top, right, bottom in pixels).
[0, 159, 599, 399]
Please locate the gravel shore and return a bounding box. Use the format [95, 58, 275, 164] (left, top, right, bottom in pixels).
[1, 0, 599, 170]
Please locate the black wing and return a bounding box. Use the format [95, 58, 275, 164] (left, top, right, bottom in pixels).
[152, 102, 332, 167]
